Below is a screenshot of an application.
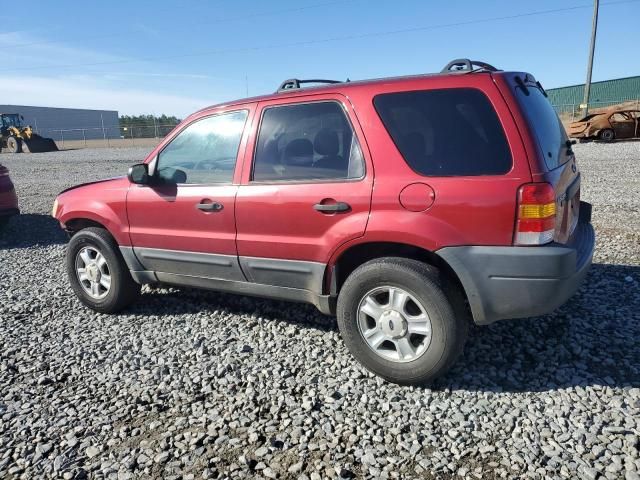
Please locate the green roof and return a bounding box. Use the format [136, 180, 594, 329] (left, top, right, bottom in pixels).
[547, 76, 640, 107]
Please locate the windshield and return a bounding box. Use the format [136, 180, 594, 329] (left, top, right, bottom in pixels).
[516, 85, 569, 170]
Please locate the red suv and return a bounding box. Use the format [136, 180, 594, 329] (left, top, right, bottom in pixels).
[53, 59, 595, 385]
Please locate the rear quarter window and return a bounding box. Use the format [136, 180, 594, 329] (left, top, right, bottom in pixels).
[373, 88, 512, 176]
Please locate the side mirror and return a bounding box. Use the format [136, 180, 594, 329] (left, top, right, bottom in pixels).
[128, 163, 150, 185]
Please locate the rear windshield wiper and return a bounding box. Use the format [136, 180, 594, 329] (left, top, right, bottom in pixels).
[514, 76, 529, 95]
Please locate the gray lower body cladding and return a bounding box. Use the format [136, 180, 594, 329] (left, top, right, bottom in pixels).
[437, 220, 595, 325]
[119, 246, 333, 315]
[131, 248, 245, 282]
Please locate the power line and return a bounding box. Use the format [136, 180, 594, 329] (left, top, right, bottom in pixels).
[2, 0, 638, 74]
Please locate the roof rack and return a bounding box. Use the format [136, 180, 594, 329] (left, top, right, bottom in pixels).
[441, 59, 499, 74]
[276, 78, 344, 93]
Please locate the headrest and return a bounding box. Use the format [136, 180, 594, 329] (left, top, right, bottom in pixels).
[314, 128, 339, 156]
[260, 139, 279, 164]
[283, 138, 313, 165]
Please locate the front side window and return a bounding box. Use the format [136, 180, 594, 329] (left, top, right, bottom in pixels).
[252, 101, 365, 182]
[157, 110, 247, 184]
[374, 88, 512, 176]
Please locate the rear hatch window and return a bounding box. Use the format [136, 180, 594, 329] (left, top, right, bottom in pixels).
[515, 82, 571, 170]
[514, 78, 580, 243]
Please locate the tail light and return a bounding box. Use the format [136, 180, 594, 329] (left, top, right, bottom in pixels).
[514, 183, 556, 245]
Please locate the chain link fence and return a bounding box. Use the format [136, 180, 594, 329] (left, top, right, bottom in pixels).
[30, 123, 179, 149]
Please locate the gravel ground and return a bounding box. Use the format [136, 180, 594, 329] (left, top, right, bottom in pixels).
[0, 143, 638, 480]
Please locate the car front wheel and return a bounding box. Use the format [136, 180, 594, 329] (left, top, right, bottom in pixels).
[66, 227, 140, 313]
[336, 257, 468, 385]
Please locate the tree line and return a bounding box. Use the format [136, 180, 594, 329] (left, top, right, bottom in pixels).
[119, 115, 182, 138]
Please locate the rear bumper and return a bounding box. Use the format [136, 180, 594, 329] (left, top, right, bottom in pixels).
[437, 203, 595, 325]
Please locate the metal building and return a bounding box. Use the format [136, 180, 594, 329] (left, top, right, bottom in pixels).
[0, 104, 120, 141]
[547, 76, 640, 112]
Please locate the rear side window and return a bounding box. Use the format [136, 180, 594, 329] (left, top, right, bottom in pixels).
[374, 88, 512, 176]
[252, 101, 365, 182]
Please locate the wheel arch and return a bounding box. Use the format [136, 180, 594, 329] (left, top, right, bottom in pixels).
[62, 216, 126, 245]
[65, 217, 107, 233]
[57, 192, 131, 246]
[326, 241, 471, 316]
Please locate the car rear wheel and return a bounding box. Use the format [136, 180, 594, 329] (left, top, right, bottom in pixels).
[598, 129, 615, 142]
[66, 227, 140, 313]
[336, 257, 468, 385]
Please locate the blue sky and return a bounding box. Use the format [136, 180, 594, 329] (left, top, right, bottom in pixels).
[1, 0, 637, 116]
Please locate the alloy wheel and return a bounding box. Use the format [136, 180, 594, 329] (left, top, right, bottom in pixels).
[75, 246, 111, 299]
[357, 286, 432, 363]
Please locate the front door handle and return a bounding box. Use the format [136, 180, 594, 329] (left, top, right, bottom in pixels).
[313, 201, 350, 213]
[196, 202, 223, 212]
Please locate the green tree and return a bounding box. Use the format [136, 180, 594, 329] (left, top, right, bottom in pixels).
[119, 114, 181, 138]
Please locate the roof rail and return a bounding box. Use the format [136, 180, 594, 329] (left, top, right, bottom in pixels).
[276, 78, 344, 93]
[441, 59, 499, 74]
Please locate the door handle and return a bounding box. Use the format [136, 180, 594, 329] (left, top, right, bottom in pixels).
[313, 201, 350, 213]
[196, 202, 223, 212]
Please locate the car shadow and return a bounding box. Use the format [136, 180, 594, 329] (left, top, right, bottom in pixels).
[129, 286, 338, 332]
[129, 262, 639, 392]
[0, 213, 67, 249]
[435, 263, 640, 392]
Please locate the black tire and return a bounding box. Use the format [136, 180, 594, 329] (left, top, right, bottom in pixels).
[66, 227, 140, 313]
[0, 216, 9, 230]
[598, 129, 615, 142]
[6, 136, 21, 153]
[337, 257, 468, 385]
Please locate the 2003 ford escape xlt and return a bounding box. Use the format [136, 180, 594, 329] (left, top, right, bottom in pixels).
[52, 59, 595, 385]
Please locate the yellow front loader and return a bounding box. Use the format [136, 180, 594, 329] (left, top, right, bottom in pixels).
[1, 113, 58, 153]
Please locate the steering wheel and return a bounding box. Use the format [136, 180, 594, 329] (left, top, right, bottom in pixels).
[193, 157, 236, 171]
[173, 161, 195, 169]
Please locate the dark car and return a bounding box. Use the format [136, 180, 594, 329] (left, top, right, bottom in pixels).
[53, 59, 595, 385]
[568, 109, 640, 141]
[0, 162, 18, 228]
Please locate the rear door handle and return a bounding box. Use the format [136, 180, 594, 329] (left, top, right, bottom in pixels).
[313, 201, 350, 213]
[196, 202, 223, 212]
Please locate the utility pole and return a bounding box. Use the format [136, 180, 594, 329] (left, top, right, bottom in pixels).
[582, 0, 599, 117]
